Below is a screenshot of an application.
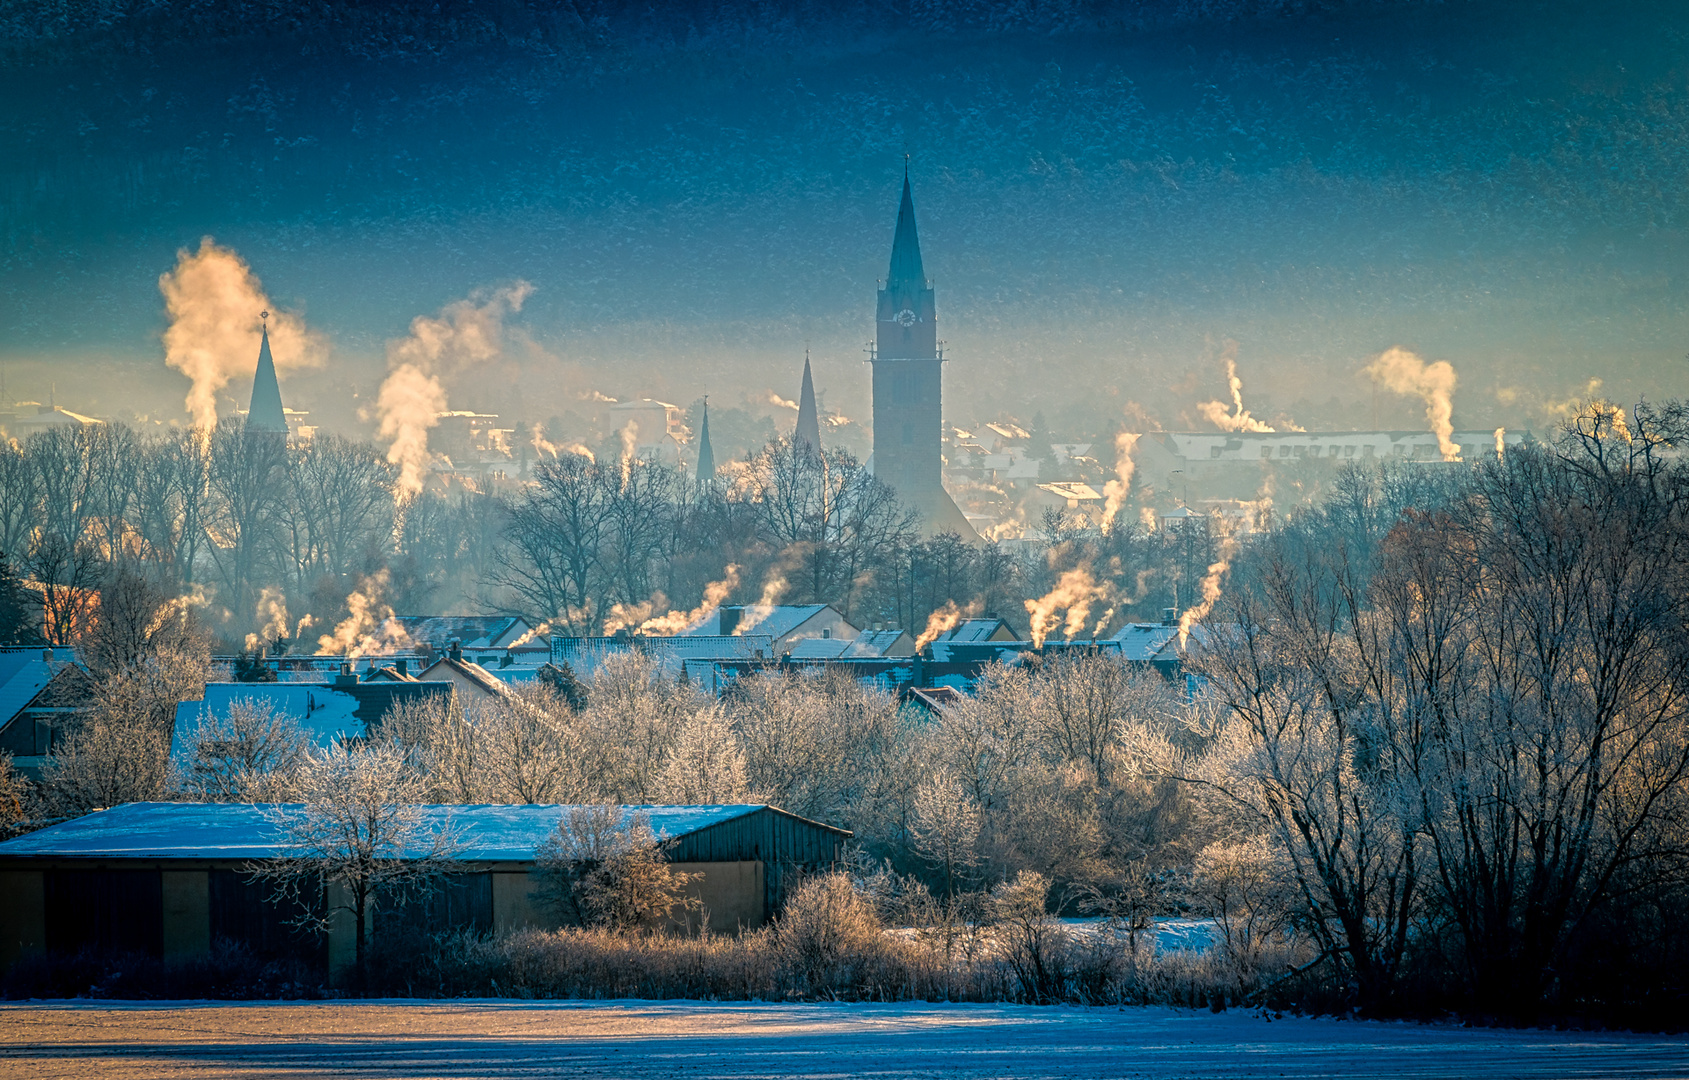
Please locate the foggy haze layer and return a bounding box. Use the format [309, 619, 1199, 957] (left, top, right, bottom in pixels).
[3, 0, 1687, 445]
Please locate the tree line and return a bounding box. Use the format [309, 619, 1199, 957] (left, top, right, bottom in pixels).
[0, 423, 1233, 648]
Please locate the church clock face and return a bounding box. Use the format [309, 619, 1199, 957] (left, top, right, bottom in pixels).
[895, 308, 917, 326]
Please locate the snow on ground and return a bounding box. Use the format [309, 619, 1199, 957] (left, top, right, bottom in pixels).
[2, 1000, 1687, 1080]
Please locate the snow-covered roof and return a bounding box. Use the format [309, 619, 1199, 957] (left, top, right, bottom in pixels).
[1110, 622, 1181, 662]
[681, 605, 832, 641]
[931, 618, 1017, 645]
[172, 684, 363, 756]
[171, 681, 449, 753]
[418, 656, 512, 698]
[1146, 429, 1524, 463]
[785, 629, 911, 660]
[389, 616, 538, 651]
[0, 802, 779, 862]
[1037, 482, 1103, 502]
[785, 637, 852, 659]
[0, 650, 66, 724]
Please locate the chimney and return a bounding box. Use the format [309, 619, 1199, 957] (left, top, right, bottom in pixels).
[448, 639, 462, 662]
[718, 606, 742, 636]
[42, 647, 54, 663]
[1162, 607, 1179, 626]
[395, 658, 407, 676]
[334, 661, 358, 687]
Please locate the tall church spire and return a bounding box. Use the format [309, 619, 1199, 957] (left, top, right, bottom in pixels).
[247, 320, 288, 435]
[795, 351, 821, 451]
[870, 168, 978, 541]
[695, 397, 716, 482]
[886, 171, 926, 289]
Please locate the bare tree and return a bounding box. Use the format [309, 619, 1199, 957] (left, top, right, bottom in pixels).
[0, 438, 41, 560]
[251, 740, 461, 972]
[534, 804, 698, 932]
[203, 421, 289, 630]
[578, 652, 702, 801]
[909, 766, 982, 898]
[180, 698, 310, 801]
[656, 706, 749, 804]
[491, 454, 610, 633]
[21, 532, 100, 648]
[475, 684, 590, 804]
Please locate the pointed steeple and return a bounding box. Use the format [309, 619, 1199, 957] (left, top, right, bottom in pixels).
[247, 321, 288, 435]
[695, 397, 716, 482]
[886, 167, 926, 289]
[795, 351, 821, 451]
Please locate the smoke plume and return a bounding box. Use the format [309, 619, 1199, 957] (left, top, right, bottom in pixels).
[375, 282, 534, 497]
[734, 560, 796, 635]
[159, 238, 322, 430]
[764, 390, 799, 411]
[1366, 347, 1461, 460]
[915, 599, 982, 652]
[641, 566, 742, 635]
[506, 621, 550, 649]
[1024, 566, 1112, 648]
[316, 570, 414, 657]
[531, 423, 596, 463]
[1494, 427, 1506, 458]
[1178, 533, 1239, 650]
[1101, 432, 1140, 531]
[1196, 348, 1275, 434]
[244, 586, 290, 651]
[603, 596, 662, 635]
[618, 422, 639, 480]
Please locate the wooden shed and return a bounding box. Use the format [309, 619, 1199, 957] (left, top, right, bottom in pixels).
[0, 802, 850, 978]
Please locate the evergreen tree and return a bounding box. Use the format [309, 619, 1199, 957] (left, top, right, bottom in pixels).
[0, 551, 37, 645]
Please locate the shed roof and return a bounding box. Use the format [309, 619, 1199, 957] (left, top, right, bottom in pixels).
[0, 802, 845, 862]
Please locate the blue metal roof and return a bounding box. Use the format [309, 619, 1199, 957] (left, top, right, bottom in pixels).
[0, 802, 772, 862]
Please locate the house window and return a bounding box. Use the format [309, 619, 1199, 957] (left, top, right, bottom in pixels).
[1261, 446, 1272, 459]
[821, 628, 832, 639]
[1210, 446, 1223, 458]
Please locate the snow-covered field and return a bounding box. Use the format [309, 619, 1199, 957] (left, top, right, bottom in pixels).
[3, 1000, 1687, 1079]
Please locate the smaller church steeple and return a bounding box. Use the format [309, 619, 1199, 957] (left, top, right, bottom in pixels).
[247, 314, 288, 435]
[695, 397, 716, 482]
[795, 351, 821, 452]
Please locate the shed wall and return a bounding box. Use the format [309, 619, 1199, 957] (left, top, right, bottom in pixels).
[0, 870, 44, 966]
[44, 870, 163, 957]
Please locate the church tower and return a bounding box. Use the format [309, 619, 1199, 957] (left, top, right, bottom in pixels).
[871, 171, 975, 538]
[247, 319, 288, 436]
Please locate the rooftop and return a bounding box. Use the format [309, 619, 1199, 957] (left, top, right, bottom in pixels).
[0, 802, 826, 862]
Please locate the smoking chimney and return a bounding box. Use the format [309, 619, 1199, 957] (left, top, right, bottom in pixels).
[718, 606, 743, 635]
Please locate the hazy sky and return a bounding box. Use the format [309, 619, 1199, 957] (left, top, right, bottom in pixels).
[4, 0, 1687, 447]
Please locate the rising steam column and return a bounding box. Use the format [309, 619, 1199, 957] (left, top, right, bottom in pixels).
[870, 170, 976, 538]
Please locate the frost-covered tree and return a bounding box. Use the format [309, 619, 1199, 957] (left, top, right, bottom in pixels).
[252, 740, 461, 972]
[179, 698, 309, 802]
